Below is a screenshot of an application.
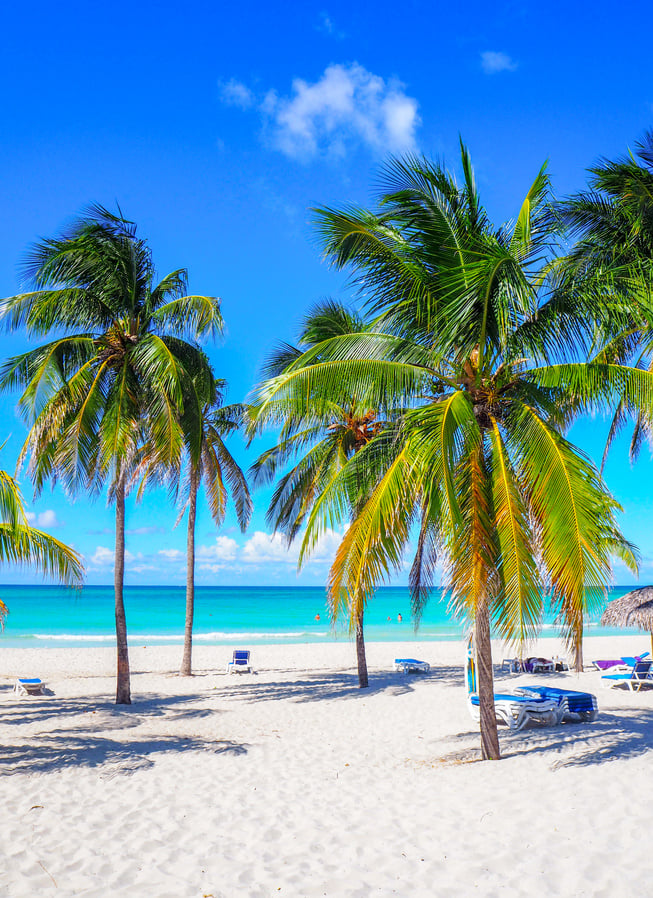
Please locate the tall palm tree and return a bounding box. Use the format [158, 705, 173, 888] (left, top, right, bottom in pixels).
[249, 300, 388, 687]
[0, 205, 222, 703]
[0, 468, 83, 624]
[253, 148, 648, 759]
[559, 130, 653, 464]
[176, 377, 251, 676]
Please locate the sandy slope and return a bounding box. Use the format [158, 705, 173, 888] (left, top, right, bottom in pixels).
[1, 636, 652, 897]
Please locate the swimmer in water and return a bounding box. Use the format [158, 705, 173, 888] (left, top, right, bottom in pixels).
[315, 614, 321, 621]
[397, 613, 403, 622]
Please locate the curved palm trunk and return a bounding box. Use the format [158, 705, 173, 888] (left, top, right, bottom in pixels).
[475, 597, 500, 760]
[355, 607, 369, 688]
[180, 468, 198, 677]
[114, 477, 131, 705]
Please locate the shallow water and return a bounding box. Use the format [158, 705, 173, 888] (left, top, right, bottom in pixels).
[0, 584, 641, 647]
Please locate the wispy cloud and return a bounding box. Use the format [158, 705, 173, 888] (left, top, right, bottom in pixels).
[219, 78, 255, 109]
[316, 11, 346, 39]
[25, 509, 62, 529]
[127, 526, 166, 536]
[88, 546, 136, 567]
[220, 63, 420, 161]
[480, 51, 518, 75]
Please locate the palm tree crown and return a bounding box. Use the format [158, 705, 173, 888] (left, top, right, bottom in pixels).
[253, 147, 648, 758]
[0, 204, 222, 702]
[250, 299, 392, 687]
[560, 130, 653, 463]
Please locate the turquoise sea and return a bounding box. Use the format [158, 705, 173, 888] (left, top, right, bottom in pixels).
[0, 584, 641, 648]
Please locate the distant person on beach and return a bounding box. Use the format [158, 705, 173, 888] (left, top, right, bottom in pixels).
[397, 613, 403, 622]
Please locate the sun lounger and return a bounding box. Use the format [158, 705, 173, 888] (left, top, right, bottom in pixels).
[467, 692, 559, 730]
[592, 652, 649, 672]
[515, 685, 598, 722]
[502, 656, 569, 674]
[466, 639, 558, 730]
[14, 678, 45, 696]
[601, 659, 653, 692]
[226, 650, 252, 674]
[394, 658, 430, 673]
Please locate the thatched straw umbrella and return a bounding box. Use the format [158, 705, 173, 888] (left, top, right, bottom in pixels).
[601, 587, 653, 657]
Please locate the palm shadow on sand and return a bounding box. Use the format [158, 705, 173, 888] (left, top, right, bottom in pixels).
[437, 708, 653, 767]
[208, 663, 464, 704]
[0, 690, 249, 776]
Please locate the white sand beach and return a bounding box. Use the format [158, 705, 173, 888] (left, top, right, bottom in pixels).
[1, 635, 652, 897]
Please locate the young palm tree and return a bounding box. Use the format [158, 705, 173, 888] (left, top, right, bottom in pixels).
[0, 205, 222, 703]
[0, 468, 83, 624]
[253, 148, 648, 759]
[177, 378, 252, 676]
[249, 300, 388, 687]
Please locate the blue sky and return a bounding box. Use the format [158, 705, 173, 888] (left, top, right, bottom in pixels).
[1, 0, 653, 586]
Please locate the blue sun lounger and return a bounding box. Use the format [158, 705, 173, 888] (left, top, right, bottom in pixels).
[465, 638, 558, 731]
[14, 678, 45, 696]
[394, 658, 430, 673]
[515, 685, 598, 722]
[226, 650, 252, 674]
[601, 659, 653, 692]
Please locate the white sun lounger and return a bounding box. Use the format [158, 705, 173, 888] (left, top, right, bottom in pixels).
[14, 678, 45, 696]
[601, 659, 653, 692]
[467, 692, 558, 730]
[394, 658, 430, 673]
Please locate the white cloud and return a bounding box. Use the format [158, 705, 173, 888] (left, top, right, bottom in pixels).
[25, 509, 62, 529]
[220, 78, 255, 109]
[480, 51, 518, 75]
[127, 526, 165, 536]
[131, 564, 157, 574]
[197, 535, 239, 563]
[317, 11, 345, 39]
[240, 529, 343, 566]
[221, 63, 420, 161]
[88, 546, 136, 567]
[158, 548, 184, 563]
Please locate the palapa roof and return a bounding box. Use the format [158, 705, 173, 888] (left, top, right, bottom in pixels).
[601, 587, 653, 631]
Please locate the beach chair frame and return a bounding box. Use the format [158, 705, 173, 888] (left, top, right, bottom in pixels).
[466, 637, 558, 730]
[14, 678, 45, 696]
[601, 659, 653, 692]
[226, 650, 252, 674]
[515, 686, 598, 723]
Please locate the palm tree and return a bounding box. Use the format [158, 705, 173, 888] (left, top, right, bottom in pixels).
[559, 130, 653, 464]
[0, 205, 222, 703]
[0, 468, 83, 624]
[249, 300, 388, 687]
[253, 148, 648, 759]
[175, 377, 251, 676]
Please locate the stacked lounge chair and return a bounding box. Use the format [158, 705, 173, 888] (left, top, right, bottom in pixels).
[465, 639, 558, 731]
[515, 685, 598, 722]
